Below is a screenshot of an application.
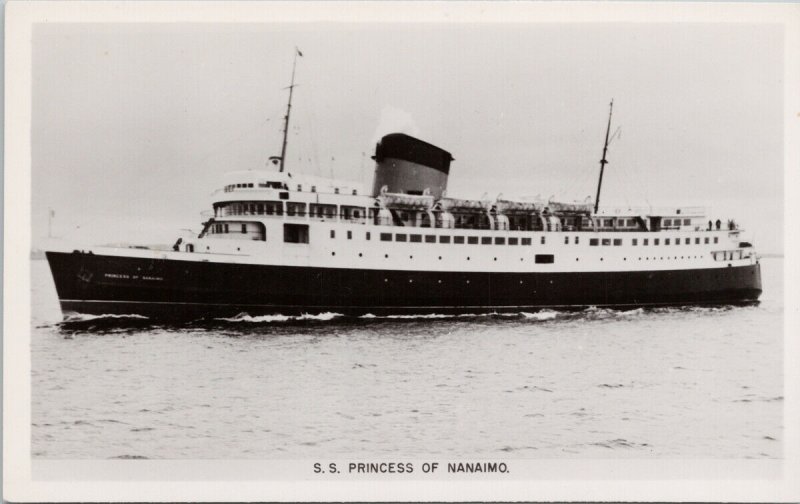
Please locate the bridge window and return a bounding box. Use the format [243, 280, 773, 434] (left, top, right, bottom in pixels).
[347, 231, 352, 240]
[541, 237, 546, 244]
[535, 254, 555, 264]
[654, 239, 660, 245]
[685, 238, 690, 245]
[284, 224, 309, 244]
[705, 237, 710, 244]
[495, 237, 506, 245]
[425, 235, 436, 243]
[454, 236, 465, 244]
[632, 238, 638, 246]
[252, 201, 281, 216]
[683, 219, 691, 226]
[626, 219, 636, 227]
[380, 233, 392, 241]
[695, 237, 700, 244]
[714, 237, 718, 244]
[613, 239, 622, 246]
[509, 237, 518, 245]
[564, 236, 569, 244]
[602, 238, 611, 246]
[410, 234, 422, 243]
[330, 230, 335, 239]
[340, 205, 367, 221]
[481, 237, 492, 245]
[575, 236, 580, 245]
[440, 236, 451, 244]
[522, 238, 532, 245]
[468, 237, 479, 244]
[396, 234, 407, 242]
[241, 224, 247, 233]
[665, 238, 671, 245]
[310, 203, 337, 219]
[590, 238, 599, 246]
[286, 202, 306, 216]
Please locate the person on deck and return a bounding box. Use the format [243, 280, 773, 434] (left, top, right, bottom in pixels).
[715, 219, 721, 230]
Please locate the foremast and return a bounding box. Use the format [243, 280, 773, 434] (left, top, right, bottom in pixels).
[594, 99, 614, 215]
[278, 47, 302, 173]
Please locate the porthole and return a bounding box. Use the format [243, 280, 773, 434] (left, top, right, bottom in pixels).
[519, 280, 523, 284]
[409, 255, 413, 259]
[575, 258, 579, 261]
[237, 247, 240, 251]
[467, 257, 471, 261]
[601, 258, 604, 261]
[624, 258, 627, 261]
[466, 280, 470, 284]
[409, 279, 413, 283]
[385, 254, 389, 258]
[384, 278, 388, 282]
[358, 253, 363, 257]
[438, 256, 442, 260]
[331, 252, 335, 256]
[494, 257, 497, 261]
[438, 280, 442, 284]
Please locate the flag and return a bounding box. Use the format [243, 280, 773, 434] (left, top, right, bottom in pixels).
[296, 47, 303, 57]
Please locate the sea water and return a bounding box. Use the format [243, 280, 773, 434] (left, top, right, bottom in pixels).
[30, 258, 783, 459]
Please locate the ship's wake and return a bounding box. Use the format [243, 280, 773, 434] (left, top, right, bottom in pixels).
[44, 304, 748, 335]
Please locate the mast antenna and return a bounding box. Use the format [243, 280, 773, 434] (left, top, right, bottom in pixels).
[594, 99, 614, 214]
[279, 47, 302, 173]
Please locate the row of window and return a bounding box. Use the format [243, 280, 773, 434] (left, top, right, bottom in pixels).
[600, 218, 639, 228]
[328, 230, 721, 247]
[322, 251, 707, 263]
[713, 250, 746, 261]
[223, 182, 361, 194]
[664, 218, 693, 227]
[210, 223, 250, 234]
[349, 231, 546, 246]
[218, 201, 367, 220]
[589, 236, 719, 246]
[224, 181, 289, 192]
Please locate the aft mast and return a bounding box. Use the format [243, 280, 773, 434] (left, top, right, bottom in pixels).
[594, 99, 614, 214]
[278, 47, 303, 173]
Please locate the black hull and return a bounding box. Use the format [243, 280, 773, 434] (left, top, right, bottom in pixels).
[45, 251, 762, 319]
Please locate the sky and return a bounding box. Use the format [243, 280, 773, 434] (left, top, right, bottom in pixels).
[31, 22, 784, 253]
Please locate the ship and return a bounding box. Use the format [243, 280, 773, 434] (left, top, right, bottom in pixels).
[44, 55, 762, 319]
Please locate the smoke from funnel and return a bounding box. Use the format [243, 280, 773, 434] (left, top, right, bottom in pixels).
[371, 105, 422, 146]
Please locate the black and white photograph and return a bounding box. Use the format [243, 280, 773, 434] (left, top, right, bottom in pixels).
[4, 1, 800, 501]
